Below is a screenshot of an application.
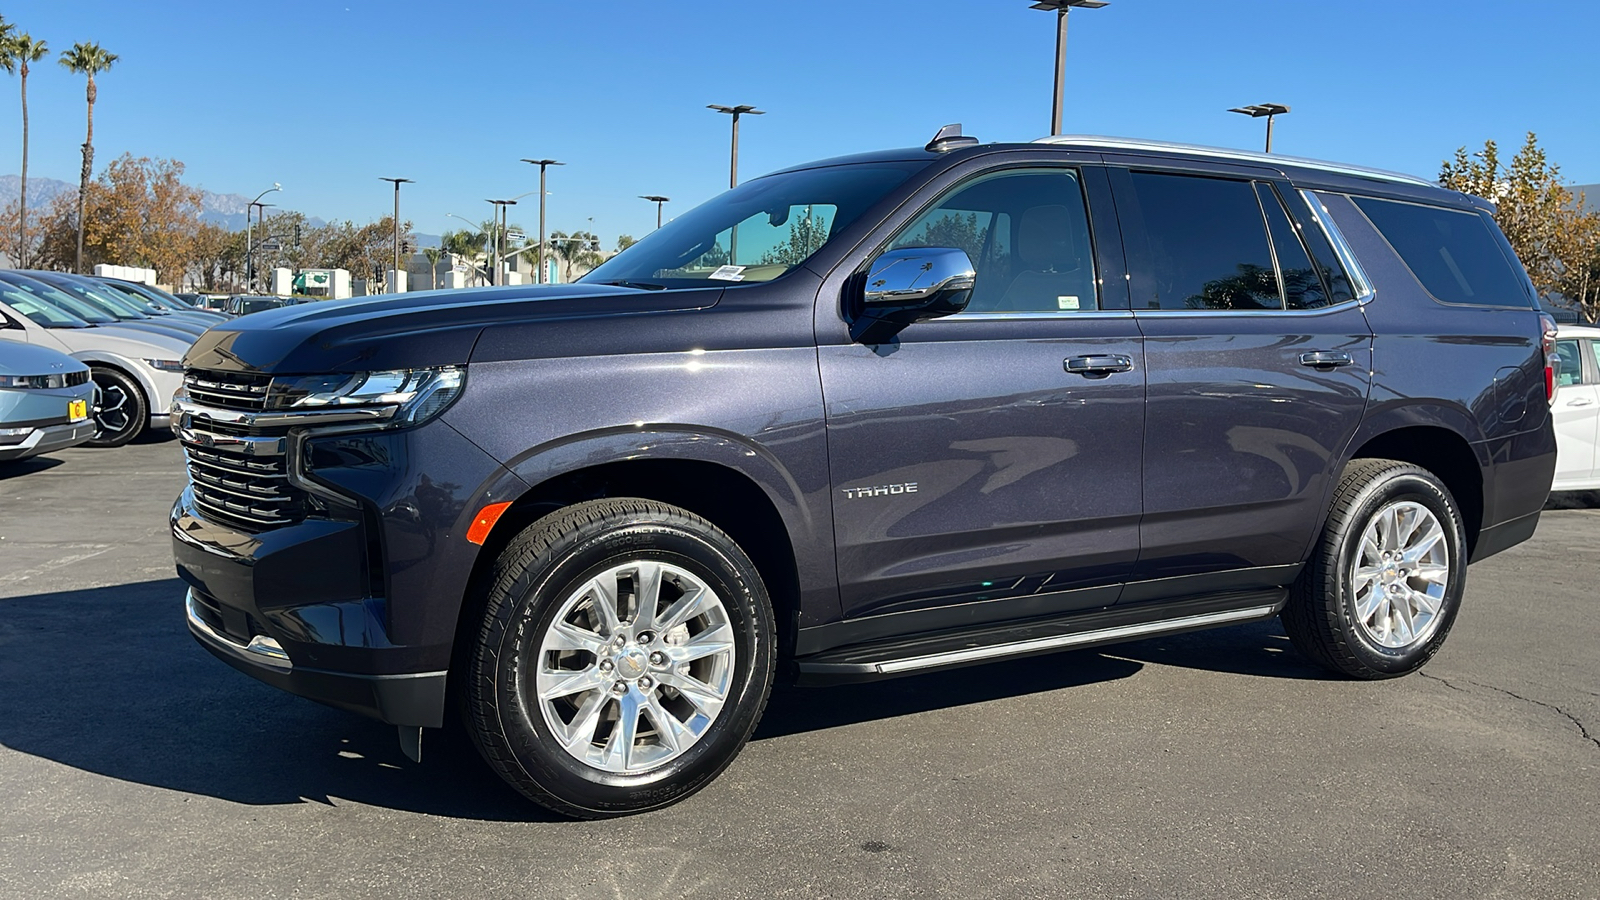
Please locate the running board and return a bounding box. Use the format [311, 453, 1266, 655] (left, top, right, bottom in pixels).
[793, 591, 1286, 684]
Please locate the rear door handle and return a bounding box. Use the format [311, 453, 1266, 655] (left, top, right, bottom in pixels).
[1299, 350, 1355, 369]
[1567, 397, 1594, 407]
[1065, 354, 1134, 377]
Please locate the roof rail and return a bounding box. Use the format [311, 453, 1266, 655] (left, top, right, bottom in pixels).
[1032, 134, 1435, 187]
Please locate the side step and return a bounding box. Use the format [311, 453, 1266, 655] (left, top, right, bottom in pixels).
[794, 591, 1286, 684]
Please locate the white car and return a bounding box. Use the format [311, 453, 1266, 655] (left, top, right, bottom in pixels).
[0, 289, 188, 447]
[1552, 324, 1600, 490]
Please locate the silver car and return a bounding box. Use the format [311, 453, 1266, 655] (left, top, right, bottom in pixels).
[0, 342, 95, 461]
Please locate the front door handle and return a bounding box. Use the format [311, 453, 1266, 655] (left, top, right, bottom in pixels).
[1566, 397, 1594, 407]
[1299, 350, 1355, 369]
[1065, 354, 1134, 377]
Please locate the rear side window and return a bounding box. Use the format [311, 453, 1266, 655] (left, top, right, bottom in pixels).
[1352, 197, 1533, 308]
[1555, 339, 1590, 387]
[1255, 184, 1327, 310]
[1125, 172, 1279, 311]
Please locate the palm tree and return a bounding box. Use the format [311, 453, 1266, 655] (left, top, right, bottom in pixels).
[59, 41, 117, 273]
[422, 246, 442, 289]
[1, 32, 49, 267]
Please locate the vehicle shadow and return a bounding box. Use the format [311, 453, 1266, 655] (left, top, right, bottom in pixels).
[1099, 617, 1333, 680]
[0, 578, 1320, 821]
[1545, 490, 1600, 510]
[0, 456, 63, 480]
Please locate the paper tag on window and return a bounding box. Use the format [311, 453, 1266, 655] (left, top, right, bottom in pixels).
[1057, 295, 1080, 310]
[709, 265, 746, 282]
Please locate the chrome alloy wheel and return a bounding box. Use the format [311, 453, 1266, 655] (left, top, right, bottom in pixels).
[532, 560, 736, 774]
[1350, 500, 1451, 650]
[92, 379, 131, 438]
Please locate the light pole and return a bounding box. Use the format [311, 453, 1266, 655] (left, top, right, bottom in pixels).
[245, 183, 280, 292]
[1028, 0, 1108, 136]
[487, 199, 518, 285]
[247, 202, 276, 291]
[379, 177, 413, 292]
[707, 104, 764, 189]
[640, 195, 670, 229]
[1227, 103, 1291, 152]
[520, 158, 564, 284]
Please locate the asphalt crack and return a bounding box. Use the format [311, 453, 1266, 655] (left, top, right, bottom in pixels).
[1421, 670, 1600, 752]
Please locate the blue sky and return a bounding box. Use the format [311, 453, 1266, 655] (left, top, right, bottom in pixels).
[2, 0, 1597, 246]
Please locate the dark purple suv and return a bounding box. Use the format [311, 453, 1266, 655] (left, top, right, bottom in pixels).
[171, 131, 1558, 818]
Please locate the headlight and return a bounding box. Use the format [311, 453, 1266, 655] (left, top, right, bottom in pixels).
[268, 366, 465, 426]
[143, 359, 184, 372]
[0, 374, 78, 388]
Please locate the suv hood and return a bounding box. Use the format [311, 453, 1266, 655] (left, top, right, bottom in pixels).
[185, 284, 720, 374]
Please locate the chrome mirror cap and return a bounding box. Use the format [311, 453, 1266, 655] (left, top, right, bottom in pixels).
[864, 247, 976, 306]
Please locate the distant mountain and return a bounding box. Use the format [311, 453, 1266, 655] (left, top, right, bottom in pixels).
[0, 174, 326, 231]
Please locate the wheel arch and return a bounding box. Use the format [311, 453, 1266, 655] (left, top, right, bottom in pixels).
[1343, 419, 1487, 557]
[72, 352, 159, 415]
[447, 431, 823, 706]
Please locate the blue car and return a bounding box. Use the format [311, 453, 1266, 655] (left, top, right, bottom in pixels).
[0, 342, 96, 461]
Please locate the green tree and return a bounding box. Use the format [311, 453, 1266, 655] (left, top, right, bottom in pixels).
[615, 234, 637, 252]
[59, 41, 117, 273]
[422, 246, 443, 289]
[1439, 132, 1584, 297]
[759, 207, 830, 267]
[549, 229, 601, 282]
[1, 30, 47, 266]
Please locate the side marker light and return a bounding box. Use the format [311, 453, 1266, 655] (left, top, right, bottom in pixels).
[466, 501, 513, 545]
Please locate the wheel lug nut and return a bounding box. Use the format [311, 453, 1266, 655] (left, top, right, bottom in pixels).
[639, 676, 654, 690]
[599, 659, 613, 672]
[611, 681, 627, 695]
[649, 651, 666, 666]
[638, 631, 655, 644]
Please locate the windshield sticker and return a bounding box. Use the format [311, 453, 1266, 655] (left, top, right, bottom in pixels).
[1057, 295, 1080, 310]
[709, 265, 747, 282]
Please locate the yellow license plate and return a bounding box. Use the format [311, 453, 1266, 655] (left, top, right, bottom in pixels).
[68, 399, 88, 422]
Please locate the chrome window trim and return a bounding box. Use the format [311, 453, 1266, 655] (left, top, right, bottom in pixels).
[1129, 299, 1363, 318]
[1033, 135, 1434, 187]
[939, 310, 1135, 322]
[1298, 189, 1374, 303]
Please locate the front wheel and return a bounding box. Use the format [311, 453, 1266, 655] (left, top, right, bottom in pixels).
[464, 498, 776, 818]
[87, 367, 147, 448]
[1283, 458, 1467, 679]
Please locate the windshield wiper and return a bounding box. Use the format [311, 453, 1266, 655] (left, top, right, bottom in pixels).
[594, 279, 667, 291]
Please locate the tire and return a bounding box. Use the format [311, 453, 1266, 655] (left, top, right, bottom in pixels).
[87, 367, 147, 448]
[1283, 458, 1467, 679]
[464, 498, 776, 818]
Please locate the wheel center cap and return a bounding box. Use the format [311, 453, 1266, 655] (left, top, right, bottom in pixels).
[614, 647, 648, 680]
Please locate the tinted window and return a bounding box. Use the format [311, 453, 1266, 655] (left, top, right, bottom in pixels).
[1256, 184, 1328, 310]
[1127, 172, 1279, 311]
[891, 168, 1097, 314]
[1290, 190, 1356, 306]
[1353, 197, 1533, 307]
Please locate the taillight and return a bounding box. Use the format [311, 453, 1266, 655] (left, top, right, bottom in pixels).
[1541, 313, 1559, 405]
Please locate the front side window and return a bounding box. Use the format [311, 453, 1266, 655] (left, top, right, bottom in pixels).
[888, 168, 1098, 314]
[582, 162, 922, 289]
[1352, 196, 1534, 308]
[1126, 172, 1279, 311]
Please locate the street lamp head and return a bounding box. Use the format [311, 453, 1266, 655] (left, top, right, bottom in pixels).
[1029, 0, 1108, 10]
[1228, 103, 1291, 118]
[640, 195, 670, 203]
[380, 177, 415, 185]
[708, 104, 764, 116]
[272, 182, 281, 191]
[520, 158, 565, 167]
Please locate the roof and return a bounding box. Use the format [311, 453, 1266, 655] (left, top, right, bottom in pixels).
[1032, 135, 1435, 188]
[1556, 323, 1600, 337]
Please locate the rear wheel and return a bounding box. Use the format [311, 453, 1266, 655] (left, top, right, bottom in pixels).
[87, 367, 146, 448]
[464, 498, 775, 818]
[1283, 458, 1466, 679]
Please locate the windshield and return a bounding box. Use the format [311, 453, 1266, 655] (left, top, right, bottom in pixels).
[96, 280, 166, 313]
[583, 161, 923, 289]
[0, 282, 90, 327]
[37, 276, 152, 319]
[0, 277, 116, 324]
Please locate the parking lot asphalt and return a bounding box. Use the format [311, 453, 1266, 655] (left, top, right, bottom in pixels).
[1, 436, 1596, 900]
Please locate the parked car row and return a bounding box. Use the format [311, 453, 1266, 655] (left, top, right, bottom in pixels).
[0, 272, 233, 457]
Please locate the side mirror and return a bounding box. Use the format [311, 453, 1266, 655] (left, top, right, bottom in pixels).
[851, 247, 976, 344]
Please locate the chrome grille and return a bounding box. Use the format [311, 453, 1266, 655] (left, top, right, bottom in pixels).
[178, 372, 306, 531]
[183, 369, 271, 411]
